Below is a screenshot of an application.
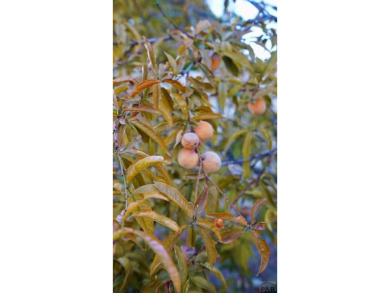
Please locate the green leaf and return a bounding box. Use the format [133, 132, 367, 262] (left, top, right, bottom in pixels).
[222, 56, 238, 76]
[187, 224, 196, 247]
[132, 120, 170, 156]
[218, 81, 227, 112]
[198, 227, 217, 267]
[154, 182, 194, 218]
[223, 129, 247, 153]
[200, 263, 228, 290]
[164, 52, 178, 75]
[174, 246, 188, 286]
[242, 131, 253, 161]
[126, 155, 164, 184]
[115, 257, 133, 291]
[251, 231, 270, 275]
[132, 211, 179, 232]
[172, 93, 188, 120]
[191, 276, 217, 293]
[251, 198, 267, 224]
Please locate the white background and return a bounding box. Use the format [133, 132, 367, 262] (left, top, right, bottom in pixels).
[0, 0, 390, 292]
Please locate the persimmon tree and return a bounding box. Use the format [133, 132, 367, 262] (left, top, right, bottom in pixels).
[113, 1, 277, 292]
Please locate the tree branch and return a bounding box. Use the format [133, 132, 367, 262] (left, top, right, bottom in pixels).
[222, 147, 277, 166]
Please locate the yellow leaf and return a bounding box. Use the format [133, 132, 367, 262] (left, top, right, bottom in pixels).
[164, 78, 186, 92]
[143, 36, 157, 70]
[121, 200, 146, 223]
[251, 231, 270, 275]
[174, 246, 188, 286]
[187, 224, 196, 247]
[133, 211, 179, 232]
[154, 182, 194, 218]
[126, 155, 164, 184]
[172, 93, 188, 120]
[150, 228, 186, 275]
[132, 120, 170, 156]
[194, 185, 208, 215]
[164, 52, 178, 75]
[129, 79, 161, 98]
[200, 263, 227, 290]
[198, 227, 217, 267]
[152, 83, 161, 109]
[123, 103, 159, 114]
[196, 219, 221, 242]
[191, 276, 217, 293]
[120, 228, 181, 293]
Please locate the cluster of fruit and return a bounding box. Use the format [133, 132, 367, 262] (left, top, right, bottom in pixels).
[178, 121, 221, 173]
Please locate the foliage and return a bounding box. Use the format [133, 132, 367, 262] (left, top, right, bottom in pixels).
[113, 0, 277, 292]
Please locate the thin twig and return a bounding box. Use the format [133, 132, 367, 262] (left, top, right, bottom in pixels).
[206, 177, 244, 218]
[221, 147, 276, 166]
[155, 2, 193, 39]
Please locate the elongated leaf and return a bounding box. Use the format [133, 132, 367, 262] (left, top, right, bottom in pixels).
[242, 131, 253, 161]
[113, 76, 134, 86]
[187, 224, 196, 247]
[164, 52, 178, 75]
[223, 129, 247, 153]
[219, 227, 245, 244]
[223, 51, 252, 70]
[114, 84, 128, 95]
[200, 263, 227, 290]
[251, 231, 270, 275]
[218, 81, 227, 112]
[143, 36, 157, 70]
[164, 78, 186, 92]
[194, 185, 208, 215]
[193, 112, 224, 121]
[116, 257, 132, 291]
[121, 200, 145, 223]
[222, 56, 239, 76]
[159, 98, 174, 127]
[196, 219, 221, 242]
[207, 212, 247, 226]
[191, 276, 216, 293]
[251, 198, 267, 224]
[122, 228, 181, 292]
[150, 228, 185, 275]
[174, 246, 188, 286]
[126, 156, 164, 184]
[198, 226, 217, 267]
[133, 211, 179, 232]
[132, 121, 170, 156]
[123, 103, 159, 114]
[154, 182, 194, 218]
[152, 83, 161, 109]
[139, 192, 168, 201]
[133, 184, 159, 194]
[129, 79, 161, 98]
[172, 93, 188, 119]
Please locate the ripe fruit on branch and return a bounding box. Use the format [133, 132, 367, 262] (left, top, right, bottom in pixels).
[210, 53, 221, 72]
[194, 121, 214, 141]
[248, 97, 266, 115]
[181, 132, 200, 149]
[214, 218, 224, 229]
[178, 148, 199, 169]
[201, 151, 221, 173]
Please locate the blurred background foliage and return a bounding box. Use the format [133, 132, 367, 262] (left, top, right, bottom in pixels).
[113, 0, 277, 292]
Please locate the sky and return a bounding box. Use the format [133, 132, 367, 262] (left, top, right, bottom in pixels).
[206, 0, 277, 60]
